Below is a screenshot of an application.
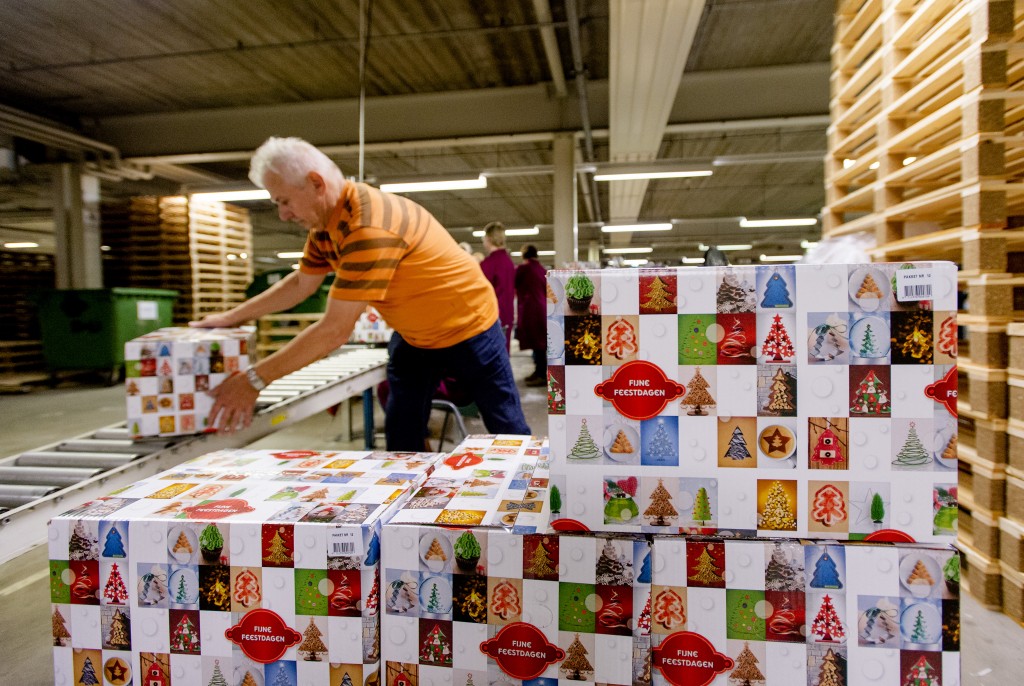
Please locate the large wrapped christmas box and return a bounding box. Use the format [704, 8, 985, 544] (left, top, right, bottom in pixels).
[350, 306, 395, 345]
[545, 263, 959, 541]
[125, 326, 257, 438]
[49, 448, 443, 686]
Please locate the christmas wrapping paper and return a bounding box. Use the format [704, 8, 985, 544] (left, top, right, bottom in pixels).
[125, 327, 257, 438]
[545, 263, 959, 541]
[49, 448, 443, 686]
[350, 307, 394, 345]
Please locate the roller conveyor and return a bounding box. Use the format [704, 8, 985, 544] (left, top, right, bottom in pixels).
[0, 345, 388, 563]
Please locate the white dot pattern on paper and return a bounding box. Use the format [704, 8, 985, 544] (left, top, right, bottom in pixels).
[827, 274, 842, 288]
[877, 559, 893, 573]
[812, 378, 833, 398]
[143, 617, 159, 636]
[653, 324, 666, 337]
[897, 512, 912, 525]
[701, 597, 715, 611]
[389, 626, 407, 644]
[862, 659, 884, 680]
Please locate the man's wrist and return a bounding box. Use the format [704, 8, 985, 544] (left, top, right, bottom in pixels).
[244, 366, 268, 391]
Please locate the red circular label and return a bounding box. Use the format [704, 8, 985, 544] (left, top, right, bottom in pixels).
[271, 450, 324, 460]
[182, 498, 254, 520]
[593, 360, 685, 421]
[924, 366, 957, 417]
[550, 518, 591, 532]
[863, 529, 917, 543]
[479, 622, 565, 680]
[444, 451, 484, 470]
[225, 608, 302, 663]
[651, 632, 734, 686]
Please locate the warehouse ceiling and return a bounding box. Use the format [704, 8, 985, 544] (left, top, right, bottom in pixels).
[0, 0, 834, 269]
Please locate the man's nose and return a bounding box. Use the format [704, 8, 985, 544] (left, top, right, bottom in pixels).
[278, 206, 291, 221]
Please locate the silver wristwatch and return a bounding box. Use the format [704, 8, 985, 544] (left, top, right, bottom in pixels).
[245, 366, 267, 391]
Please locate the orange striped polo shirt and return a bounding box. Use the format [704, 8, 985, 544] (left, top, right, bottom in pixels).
[298, 181, 498, 348]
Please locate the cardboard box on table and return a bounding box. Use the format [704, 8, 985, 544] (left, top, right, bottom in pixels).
[125, 327, 257, 438]
[49, 448, 443, 686]
[381, 525, 960, 685]
[545, 263, 959, 542]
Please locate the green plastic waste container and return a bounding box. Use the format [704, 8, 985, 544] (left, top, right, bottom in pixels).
[246, 269, 330, 313]
[37, 288, 178, 376]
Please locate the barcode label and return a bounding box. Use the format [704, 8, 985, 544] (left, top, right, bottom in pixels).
[895, 269, 933, 302]
[328, 529, 362, 558]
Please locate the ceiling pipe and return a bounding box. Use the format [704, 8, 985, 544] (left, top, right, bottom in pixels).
[531, 0, 568, 97]
[565, 0, 603, 225]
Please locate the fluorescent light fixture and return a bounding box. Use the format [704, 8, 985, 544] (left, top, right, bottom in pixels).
[601, 223, 672, 233]
[760, 254, 804, 262]
[739, 217, 817, 228]
[511, 250, 557, 257]
[191, 189, 271, 202]
[380, 175, 486, 193]
[290, 263, 300, 270]
[698, 243, 752, 252]
[471, 227, 540, 237]
[681, 256, 706, 264]
[903, 156, 917, 166]
[800, 240, 819, 249]
[603, 247, 653, 254]
[3, 241, 38, 248]
[277, 251, 305, 259]
[100, 245, 111, 252]
[622, 258, 649, 266]
[594, 170, 712, 181]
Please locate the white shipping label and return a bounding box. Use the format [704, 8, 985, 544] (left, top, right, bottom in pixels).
[137, 301, 159, 320]
[328, 528, 362, 558]
[895, 268, 933, 302]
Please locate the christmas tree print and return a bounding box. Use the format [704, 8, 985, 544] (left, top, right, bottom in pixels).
[817, 648, 845, 686]
[595, 540, 632, 586]
[52, 607, 70, 646]
[766, 368, 795, 413]
[420, 624, 452, 665]
[300, 487, 329, 501]
[761, 271, 793, 308]
[560, 634, 595, 680]
[870, 492, 886, 524]
[858, 322, 880, 357]
[893, 422, 930, 466]
[426, 582, 443, 613]
[765, 543, 804, 591]
[688, 547, 724, 585]
[894, 310, 933, 363]
[102, 527, 126, 558]
[78, 657, 100, 686]
[937, 314, 957, 358]
[298, 617, 327, 661]
[296, 569, 328, 615]
[810, 316, 847, 361]
[681, 367, 715, 415]
[172, 531, 193, 555]
[902, 655, 938, 686]
[718, 271, 755, 313]
[107, 607, 131, 650]
[761, 314, 795, 362]
[652, 588, 686, 631]
[550, 485, 562, 515]
[638, 550, 652, 584]
[692, 486, 712, 525]
[719, 317, 752, 359]
[175, 573, 190, 603]
[860, 602, 899, 645]
[849, 369, 890, 415]
[909, 608, 930, 643]
[208, 659, 229, 686]
[527, 539, 557, 577]
[170, 613, 200, 653]
[811, 594, 845, 642]
[811, 484, 848, 527]
[640, 275, 675, 312]
[547, 371, 565, 414]
[233, 568, 261, 608]
[568, 419, 600, 459]
[643, 479, 678, 527]
[856, 273, 883, 299]
[596, 589, 630, 633]
[730, 642, 766, 684]
[559, 584, 596, 632]
[760, 481, 796, 530]
[678, 314, 716, 364]
[810, 550, 843, 589]
[728, 591, 764, 640]
[69, 520, 98, 560]
[724, 426, 752, 460]
[605, 317, 639, 360]
[766, 594, 804, 642]
[338, 671, 354, 686]
[647, 420, 676, 460]
[810, 419, 845, 467]
[490, 580, 521, 621]
[637, 595, 651, 635]
[239, 673, 259, 686]
[103, 563, 129, 604]
[328, 574, 355, 614]
[264, 527, 292, 565]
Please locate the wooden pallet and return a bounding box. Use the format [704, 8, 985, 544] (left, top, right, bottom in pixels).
[256, 313, 323, 357]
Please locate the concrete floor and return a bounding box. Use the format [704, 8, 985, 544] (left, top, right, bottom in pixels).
[0, 349, 1021, 684]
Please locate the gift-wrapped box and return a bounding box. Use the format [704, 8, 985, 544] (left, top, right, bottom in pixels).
[125, 326, 257, 438]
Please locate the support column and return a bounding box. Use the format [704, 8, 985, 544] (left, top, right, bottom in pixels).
[552, 132, 577, 266]
[52, 163, 103, 289]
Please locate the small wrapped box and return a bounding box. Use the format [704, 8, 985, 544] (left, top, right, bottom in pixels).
[125, 326, 257, 438]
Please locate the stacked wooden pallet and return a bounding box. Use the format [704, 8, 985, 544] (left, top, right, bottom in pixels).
[256, 313, 323, 358]
[826, 0, 1024, 619]
[0, 250, 54, 386]
[101, 196, 253, 324]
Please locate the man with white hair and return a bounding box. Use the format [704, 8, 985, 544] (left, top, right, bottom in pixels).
[191, 136, 531, 449]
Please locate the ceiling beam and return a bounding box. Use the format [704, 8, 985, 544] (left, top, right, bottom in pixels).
[87, 64, 828, 157]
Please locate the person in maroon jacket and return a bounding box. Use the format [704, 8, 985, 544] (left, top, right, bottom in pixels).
[480, 221, 516, 351]
[515, 244, 548, 386]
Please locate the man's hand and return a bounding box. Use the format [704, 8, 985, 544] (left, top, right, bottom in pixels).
[189, 312, 242, 328]
[207, 372, 260, 433]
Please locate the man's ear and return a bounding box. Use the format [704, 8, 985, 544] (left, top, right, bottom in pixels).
[307, 171, 326, 193]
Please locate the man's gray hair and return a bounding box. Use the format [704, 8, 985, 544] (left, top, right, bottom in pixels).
[249, 136, 342, 188]
[483, 221, 506, 248]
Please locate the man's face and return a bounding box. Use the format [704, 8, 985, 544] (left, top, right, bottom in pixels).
[264, 170, 324, 230]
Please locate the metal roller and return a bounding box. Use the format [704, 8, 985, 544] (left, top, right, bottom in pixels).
[17, 451, 136, 470]
[57, 439, 150, 455]
[0, 484, 59, 509]
[92, 427, 132, 441]
[0, 466, 101, 487]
